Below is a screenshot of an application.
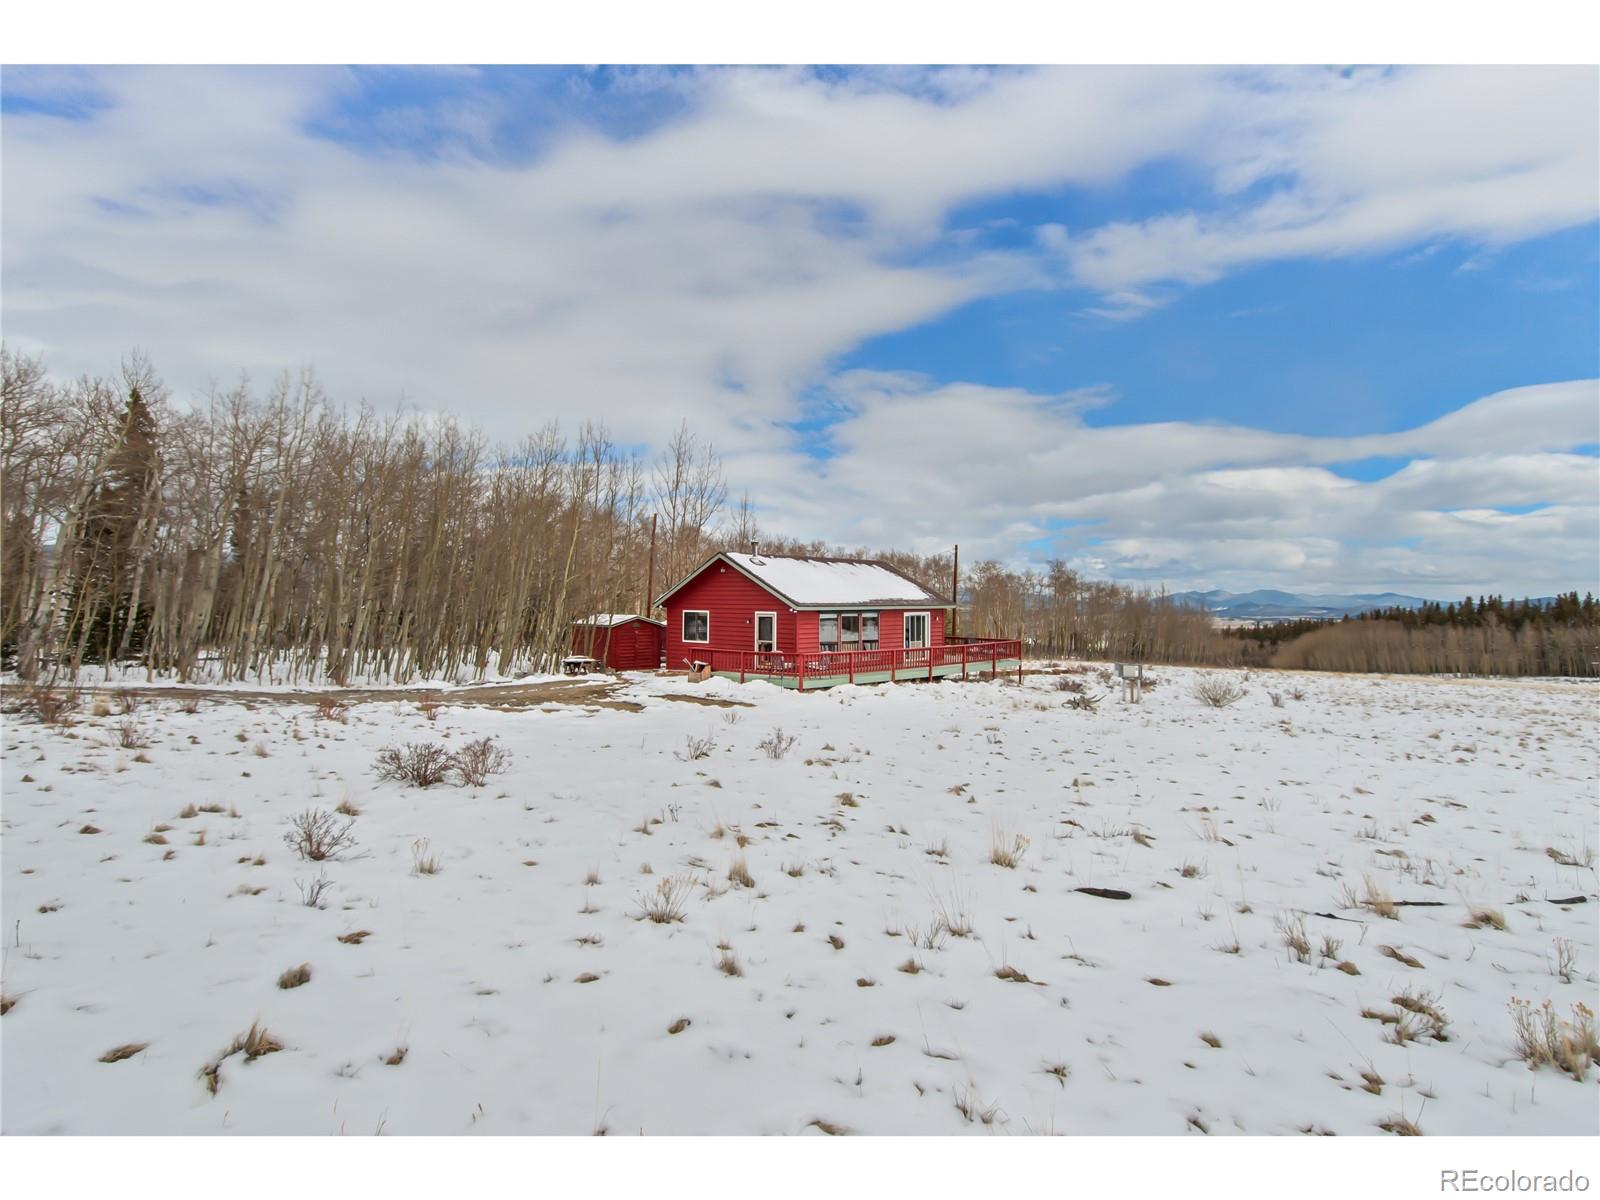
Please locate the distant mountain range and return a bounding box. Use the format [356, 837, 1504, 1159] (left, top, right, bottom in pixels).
[1168, 589, 1431, 621]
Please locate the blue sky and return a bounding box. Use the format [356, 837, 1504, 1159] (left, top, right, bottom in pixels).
[3, 65, 1597, 595]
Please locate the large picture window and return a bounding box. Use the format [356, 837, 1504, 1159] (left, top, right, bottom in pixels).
[682, 610, 709, 643]
[819, 612, 878, 653]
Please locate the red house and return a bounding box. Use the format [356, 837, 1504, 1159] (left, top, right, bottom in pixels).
[654, 550, 1021, 689]
[570, 614, 665, 672]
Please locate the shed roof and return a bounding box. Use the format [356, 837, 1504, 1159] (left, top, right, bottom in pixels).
[572, 613, 665, 628]
[656, 552, 950, 610]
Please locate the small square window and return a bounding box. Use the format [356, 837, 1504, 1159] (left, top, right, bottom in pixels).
[682, 611, 709, 643]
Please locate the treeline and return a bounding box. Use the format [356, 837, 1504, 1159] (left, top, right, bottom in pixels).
[2, 347, 731, 684]
[1265, 594, 1599, 677]
[1349, 593, 1597, 631]
[5, 346, 1592, 683]
[1270, 617, 1596, 677]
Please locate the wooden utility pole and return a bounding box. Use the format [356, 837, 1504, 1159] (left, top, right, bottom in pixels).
[644, 513, 658, 616]
[950, 544, 959, 637]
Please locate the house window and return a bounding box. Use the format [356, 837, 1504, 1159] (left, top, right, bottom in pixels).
[682, 610, 709, 643]
[819, 612, 878, 653]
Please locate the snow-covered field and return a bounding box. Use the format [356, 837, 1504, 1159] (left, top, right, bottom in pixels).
[2, 665, 1596, 1135]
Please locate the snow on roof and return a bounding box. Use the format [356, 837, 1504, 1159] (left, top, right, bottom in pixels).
[573, 613, 664, 627]
[722, 553, 947, 608]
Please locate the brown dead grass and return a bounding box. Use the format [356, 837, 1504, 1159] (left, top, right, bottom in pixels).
[1380, 945, 1425, 969]
[1379, 1114, 1423, 1136]
[1509, 999, 1597, 1081]
[99, 1042, 149, 1063]
[277, 963, 312, 990]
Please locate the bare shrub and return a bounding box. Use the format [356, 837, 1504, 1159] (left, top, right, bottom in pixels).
[677, 734, 715, 761]
[450, 736, 511, 787]
[1551, 937, 1577, 984]
[28, 685, 80, 725]
[177, 695, 203, 714]
[374, 742, 454, 788]
[1054, 676, 1086, 694]
[416, 692, 443, 721]
[115, 716, 150, 749]
[1192, 674, 1247, 708]
[112, 688, 145, 714]
[1509, 999, 1597, 1081]
[284, 809, 358, 862]
[277, 963, 312, 989]
[638, 875, 695, 923]
[296, 871, 335, 908]
[1267, 691, 1284, 708]
[757, 727, 797, 760]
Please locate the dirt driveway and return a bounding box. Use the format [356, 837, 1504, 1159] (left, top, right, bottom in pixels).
[2, 674, 754, 713]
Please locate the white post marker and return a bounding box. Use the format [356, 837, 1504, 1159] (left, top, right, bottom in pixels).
[1116, 662, 1144, 703]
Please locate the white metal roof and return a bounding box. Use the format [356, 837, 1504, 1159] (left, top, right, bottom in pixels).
[573, 613, 665, 628]
[655, 552, 948, 609]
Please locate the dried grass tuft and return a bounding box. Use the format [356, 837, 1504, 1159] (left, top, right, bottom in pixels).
[99, 1042, 149, 1063]
[1509, 999, 1597, 1081]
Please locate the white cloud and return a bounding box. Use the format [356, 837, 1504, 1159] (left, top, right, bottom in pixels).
[742, 374, 1600, 596]
[3, 66, 1596, 595]
[1058, 66, 1599, 296]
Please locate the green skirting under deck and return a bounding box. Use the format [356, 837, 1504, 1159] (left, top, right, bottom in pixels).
[713, 659, 1021, 689]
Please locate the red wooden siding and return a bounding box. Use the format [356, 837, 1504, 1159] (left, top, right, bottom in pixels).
[570, 619, 663, 671]
[662, 564, 801, 669]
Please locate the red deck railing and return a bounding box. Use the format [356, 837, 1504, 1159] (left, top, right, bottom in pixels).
[700, 639, 1023, 690]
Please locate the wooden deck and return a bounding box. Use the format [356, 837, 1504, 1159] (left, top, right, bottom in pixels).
[702, 639, 1023, 690]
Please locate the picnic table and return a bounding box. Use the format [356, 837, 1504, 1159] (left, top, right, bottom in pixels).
[562, 655, 601, 676]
